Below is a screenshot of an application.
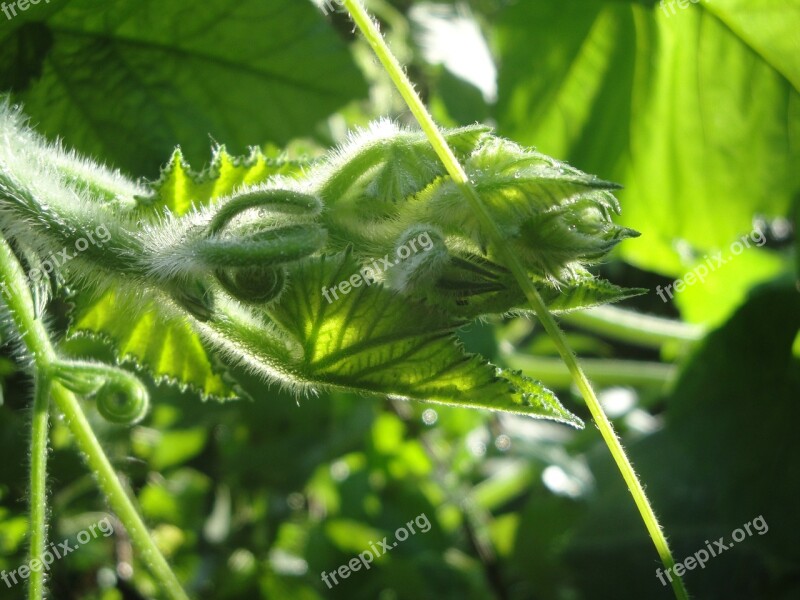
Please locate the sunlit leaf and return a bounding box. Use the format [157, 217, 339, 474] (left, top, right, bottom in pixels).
[140, 147, 307, 216]
[71, 290, 235, 399]
[494, 0, 800, 281]
[218, 250, 584, 427]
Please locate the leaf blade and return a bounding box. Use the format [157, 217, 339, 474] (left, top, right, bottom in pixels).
[258, 251, 583, 426]
[70, 290, 236, 400]
[0, 0, 367, 175]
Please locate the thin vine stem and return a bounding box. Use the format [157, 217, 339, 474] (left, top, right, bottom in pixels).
[28, 374, 51, 600]
[0, 239, 54, 600]
[0, 239, 188, 600]
[341, 2, 689, 598]
[0, 241, 56, 364]
[49, 383, 189, 600]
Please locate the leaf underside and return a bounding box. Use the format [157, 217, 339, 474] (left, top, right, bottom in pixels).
[268, 250, 583, 426]
[71, 290, 236, 400]
[0, 0, 367, 175]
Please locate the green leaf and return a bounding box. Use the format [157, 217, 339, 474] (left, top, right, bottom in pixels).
[140, 147, 306, 217]
[0, 0, 367, 175]
[416, 257, 644, 320]
[538, 269, 646, 315]
[218, 250, 583, 427]
[71, 290, 235, 400]
[673, 246, 789, 325]
[494, 0, 800, 282]
[701, 0, 800, 90]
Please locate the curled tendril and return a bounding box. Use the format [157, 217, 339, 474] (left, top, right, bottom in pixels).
[95, 377, 149, 425]
[199, 225, 327, 268]
[148, 189, 327, 306]
[209, 188, 323, 236]
[51, 361, 150, 425]
[50, 362, 105, 395]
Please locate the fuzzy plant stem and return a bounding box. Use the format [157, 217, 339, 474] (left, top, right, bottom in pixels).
[28, 375, 51, 600]
[0, 239, 188, 600]
[341, 2, 689, 598]
[50, 383, 190, 600]
[0, 239, 55, 599]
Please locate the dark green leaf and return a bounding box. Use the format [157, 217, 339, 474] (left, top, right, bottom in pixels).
[0, 0, 367, 175]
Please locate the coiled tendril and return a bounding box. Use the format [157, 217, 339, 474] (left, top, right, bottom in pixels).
[51, 361, 150, 425]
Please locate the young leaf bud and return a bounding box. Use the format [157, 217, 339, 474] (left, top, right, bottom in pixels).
[209, 188, 323, 236]
[215, 265, 286, 304]
[198, 225, 327, 268]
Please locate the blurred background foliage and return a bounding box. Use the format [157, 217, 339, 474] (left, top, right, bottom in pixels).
[0, 0, 798, 598]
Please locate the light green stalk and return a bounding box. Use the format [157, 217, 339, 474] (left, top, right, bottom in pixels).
[340, 1, 689, 598]
[0, 239, 54, 599]
[504, 355, 677, 390]
[28, 375, 51, 600]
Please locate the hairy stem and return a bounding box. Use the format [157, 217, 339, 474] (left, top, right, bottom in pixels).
[28, 374, 50, 599]
[341, 2, 689, 598]
[49, 383, 189, 600]
[0, 239, 54, 600]
[0, 240, 56, 364]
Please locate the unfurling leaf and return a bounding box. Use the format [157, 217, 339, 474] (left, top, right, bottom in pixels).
[0, 105, 636, 424]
